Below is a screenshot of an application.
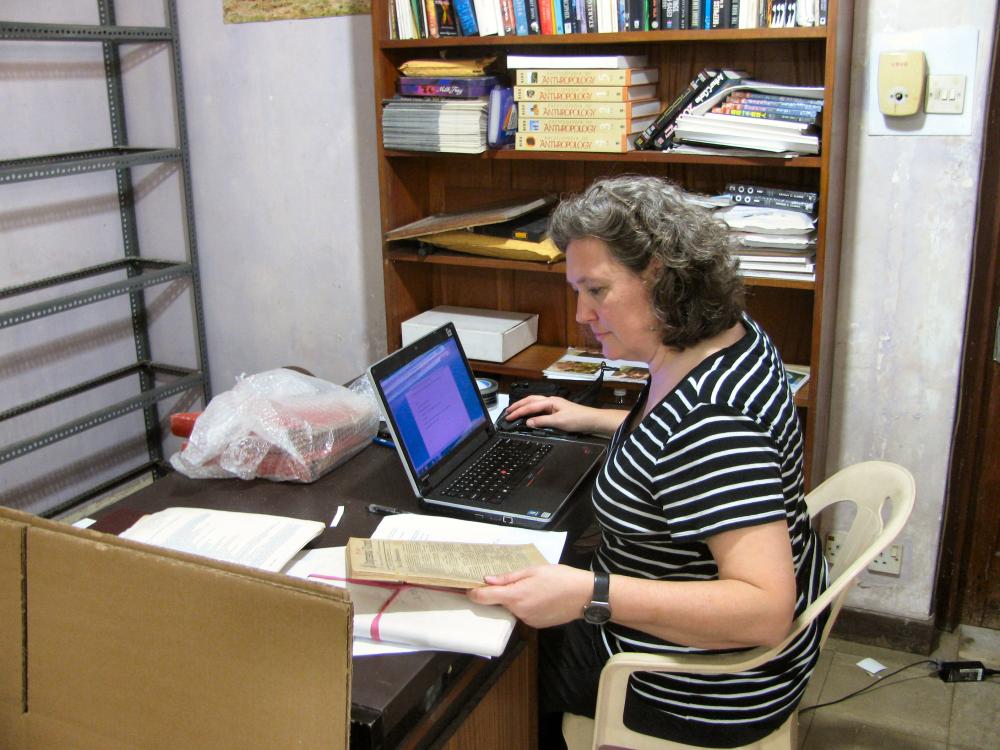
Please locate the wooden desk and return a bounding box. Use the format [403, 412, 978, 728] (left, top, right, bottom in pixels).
[91, 442, 597, 750]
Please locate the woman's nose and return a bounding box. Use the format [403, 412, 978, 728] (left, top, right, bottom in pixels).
[575, 295, 595, 324]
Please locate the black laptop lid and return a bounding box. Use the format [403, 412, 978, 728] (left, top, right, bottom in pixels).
[368, 323, 493, 491]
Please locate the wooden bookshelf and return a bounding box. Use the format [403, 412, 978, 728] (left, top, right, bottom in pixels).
[368, 1, 854, 486]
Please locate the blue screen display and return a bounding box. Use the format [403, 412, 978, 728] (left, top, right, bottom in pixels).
[380, 337, 486, 477]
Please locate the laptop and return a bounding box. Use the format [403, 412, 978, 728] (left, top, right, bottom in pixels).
[367, 323, 607, 529]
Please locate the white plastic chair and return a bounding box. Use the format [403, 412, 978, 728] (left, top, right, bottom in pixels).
[562, 460, 916, 750]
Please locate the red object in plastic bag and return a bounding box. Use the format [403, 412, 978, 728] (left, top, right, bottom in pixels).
[170, 412, 202, 438]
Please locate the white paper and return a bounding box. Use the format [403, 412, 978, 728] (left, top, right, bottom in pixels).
[284, 546, 516, 658]
[857, 657, 887, 675]
[120, 506, 324, 572]
[372, 513, 567, 565]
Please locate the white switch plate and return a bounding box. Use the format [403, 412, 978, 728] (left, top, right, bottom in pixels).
[925, 74, 967, 114]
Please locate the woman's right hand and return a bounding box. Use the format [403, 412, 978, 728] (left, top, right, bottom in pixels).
[503, 395, 626, 437]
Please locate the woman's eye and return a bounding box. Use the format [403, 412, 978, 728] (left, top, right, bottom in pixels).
[588, 287, 604, 297]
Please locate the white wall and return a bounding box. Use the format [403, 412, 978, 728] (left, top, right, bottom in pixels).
[826, 0, 997, 621]
[174, 1, 385, 391]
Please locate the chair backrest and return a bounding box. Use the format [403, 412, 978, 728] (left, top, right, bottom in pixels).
[803, 460, 916, 647]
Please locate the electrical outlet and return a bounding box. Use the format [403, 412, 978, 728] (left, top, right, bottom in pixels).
[869, 544, 903, 576]
[824, 532, 903, 576]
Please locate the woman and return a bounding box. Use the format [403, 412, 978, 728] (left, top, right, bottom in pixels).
[468, 175, 827, 748]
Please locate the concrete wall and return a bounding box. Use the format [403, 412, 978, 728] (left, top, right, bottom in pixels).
[825, 0, 997, 621]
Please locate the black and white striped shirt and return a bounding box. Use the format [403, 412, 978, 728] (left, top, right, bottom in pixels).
[593, 314, 827, 732]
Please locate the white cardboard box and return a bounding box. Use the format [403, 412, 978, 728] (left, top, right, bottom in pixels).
[401, 306, 539, 362]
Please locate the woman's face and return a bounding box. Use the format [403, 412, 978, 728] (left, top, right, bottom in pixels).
[566, 237, 662, 364]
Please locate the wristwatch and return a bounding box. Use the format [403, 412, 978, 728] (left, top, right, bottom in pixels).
[582, 572, 611, 625]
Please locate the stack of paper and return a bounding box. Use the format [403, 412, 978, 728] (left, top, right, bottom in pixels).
[716, 204, 817, 282]
[284, 513, 567, 658]
[381, 97, 488, 153]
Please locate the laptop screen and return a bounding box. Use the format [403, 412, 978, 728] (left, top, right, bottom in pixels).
[377, 335, 488, 478]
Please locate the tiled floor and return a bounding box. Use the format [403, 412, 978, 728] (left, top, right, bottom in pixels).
[798, 625, 1000, 749]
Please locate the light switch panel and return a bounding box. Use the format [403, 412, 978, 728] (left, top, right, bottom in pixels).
[925, 74, 967, 114]
[878, 50, 927, 116]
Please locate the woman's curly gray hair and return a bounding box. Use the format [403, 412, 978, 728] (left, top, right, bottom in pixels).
[549, 175, 745, 350]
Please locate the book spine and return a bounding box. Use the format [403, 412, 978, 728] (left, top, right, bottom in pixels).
[519, 100, 636, 117]
[515, 131, 634, 152]
[538, 0, 554, 33]
[453, 0, 479, 34]
[714, 105, 819, 123]
[634, 68, 714, 150]
[725, 182, 819, 202]
[388, 0, 399, 38]
[574, 0, 588, 32]
[424, 0, 441, 35]
[518, 118, 632, 134]
[710, 0, 723, 28]
[728, 91, 823, 108]
[524, 0, 541, 31]
[728, 0, 740, 27]
[560, 0, 574, 32]
[649, 0, 660, 28]
[584, 0, 598, 31]
[551, 0, 564, 33]
[689, 0, 702, 29]
[513, 84, 648, 101]
[818, 0, 827, 26]
[515, 69, 645, 86]
[679, 0, 689, 28]
[500, 0, 517, 31]
[411, 0, 427, 36]
[399, 78, 497, 97]
[730, 192, 816, 213]
[650, 69, 746, 149]
[510, 0, 530, 32]
[434, 0, 460, 34]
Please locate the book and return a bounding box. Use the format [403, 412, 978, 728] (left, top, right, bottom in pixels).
[119, 507, 324, 573]
[433, 0, 460, 34]
[784, 364, 810, 394]
[472, 0, 501, 34]
[513, 83, 657, 102]
[514, 67, 658, 86]
[712, 106, 820, 125]
[517, 115, 655, 135]
[506, 52, 648, 69]
[452, 0, 479, 34]
[726, 182, 818, 202]
[518, 98, 661, 119]
[543, 347, 650, 382]
[645, 69, 751, 151]
[424, 0, 440, 35]
[399, 76, 499, 98]
[635, 67, 719, 150]
[525, 0, 541, 32]
[345, 537, 548, 589]
[674, 113, 820, 154]
[511, 0, 529, 33]
[515, 131, 639, 153]
[487, 85, 518, 147]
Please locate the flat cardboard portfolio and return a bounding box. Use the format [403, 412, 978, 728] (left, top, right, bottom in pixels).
[0, 507, 352, 750]
[401, 306, 539, 363]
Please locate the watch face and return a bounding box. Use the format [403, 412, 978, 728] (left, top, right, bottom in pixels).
[583, 603, 611, 625]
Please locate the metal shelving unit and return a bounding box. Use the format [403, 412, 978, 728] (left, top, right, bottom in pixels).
[0, 1, 210, 518]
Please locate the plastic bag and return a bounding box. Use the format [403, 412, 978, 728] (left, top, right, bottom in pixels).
[170, 368, 380, 483]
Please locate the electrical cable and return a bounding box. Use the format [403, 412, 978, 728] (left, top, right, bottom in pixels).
[798, 659, 937, 714]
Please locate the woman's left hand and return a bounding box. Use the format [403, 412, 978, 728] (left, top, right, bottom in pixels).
[467, 564, 594, 629]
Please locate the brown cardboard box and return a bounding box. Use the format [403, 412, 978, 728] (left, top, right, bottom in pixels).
[0, 507, 352, 750]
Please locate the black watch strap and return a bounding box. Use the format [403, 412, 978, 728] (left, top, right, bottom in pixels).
[583, 572, 611, 625]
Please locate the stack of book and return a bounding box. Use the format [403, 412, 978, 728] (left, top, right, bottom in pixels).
[672, 80, 824, 156]
[382, 74, 494, 153]
[718, 181, 818, 282]
[508, 53, 661, 153]
[388, 0, 828, 39]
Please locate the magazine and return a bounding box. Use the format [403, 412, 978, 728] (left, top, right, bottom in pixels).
[543, 348, 649, 383]
[785, 364, 810, 395]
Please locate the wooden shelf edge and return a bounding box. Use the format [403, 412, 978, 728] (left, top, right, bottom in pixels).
[387, 247, 566, 274]
[381, 148, 822, 169]
[378, 27, 828, 50]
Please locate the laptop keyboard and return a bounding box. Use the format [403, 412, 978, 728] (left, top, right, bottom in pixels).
[441, 437, 552, 505]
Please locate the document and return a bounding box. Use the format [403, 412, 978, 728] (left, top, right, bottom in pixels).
[119, 506, 325, 572]
[284, 546, 517, 658]
[345, 537, 548, 589]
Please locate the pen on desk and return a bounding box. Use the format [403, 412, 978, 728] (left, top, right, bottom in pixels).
[367, 503, 403, 516]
